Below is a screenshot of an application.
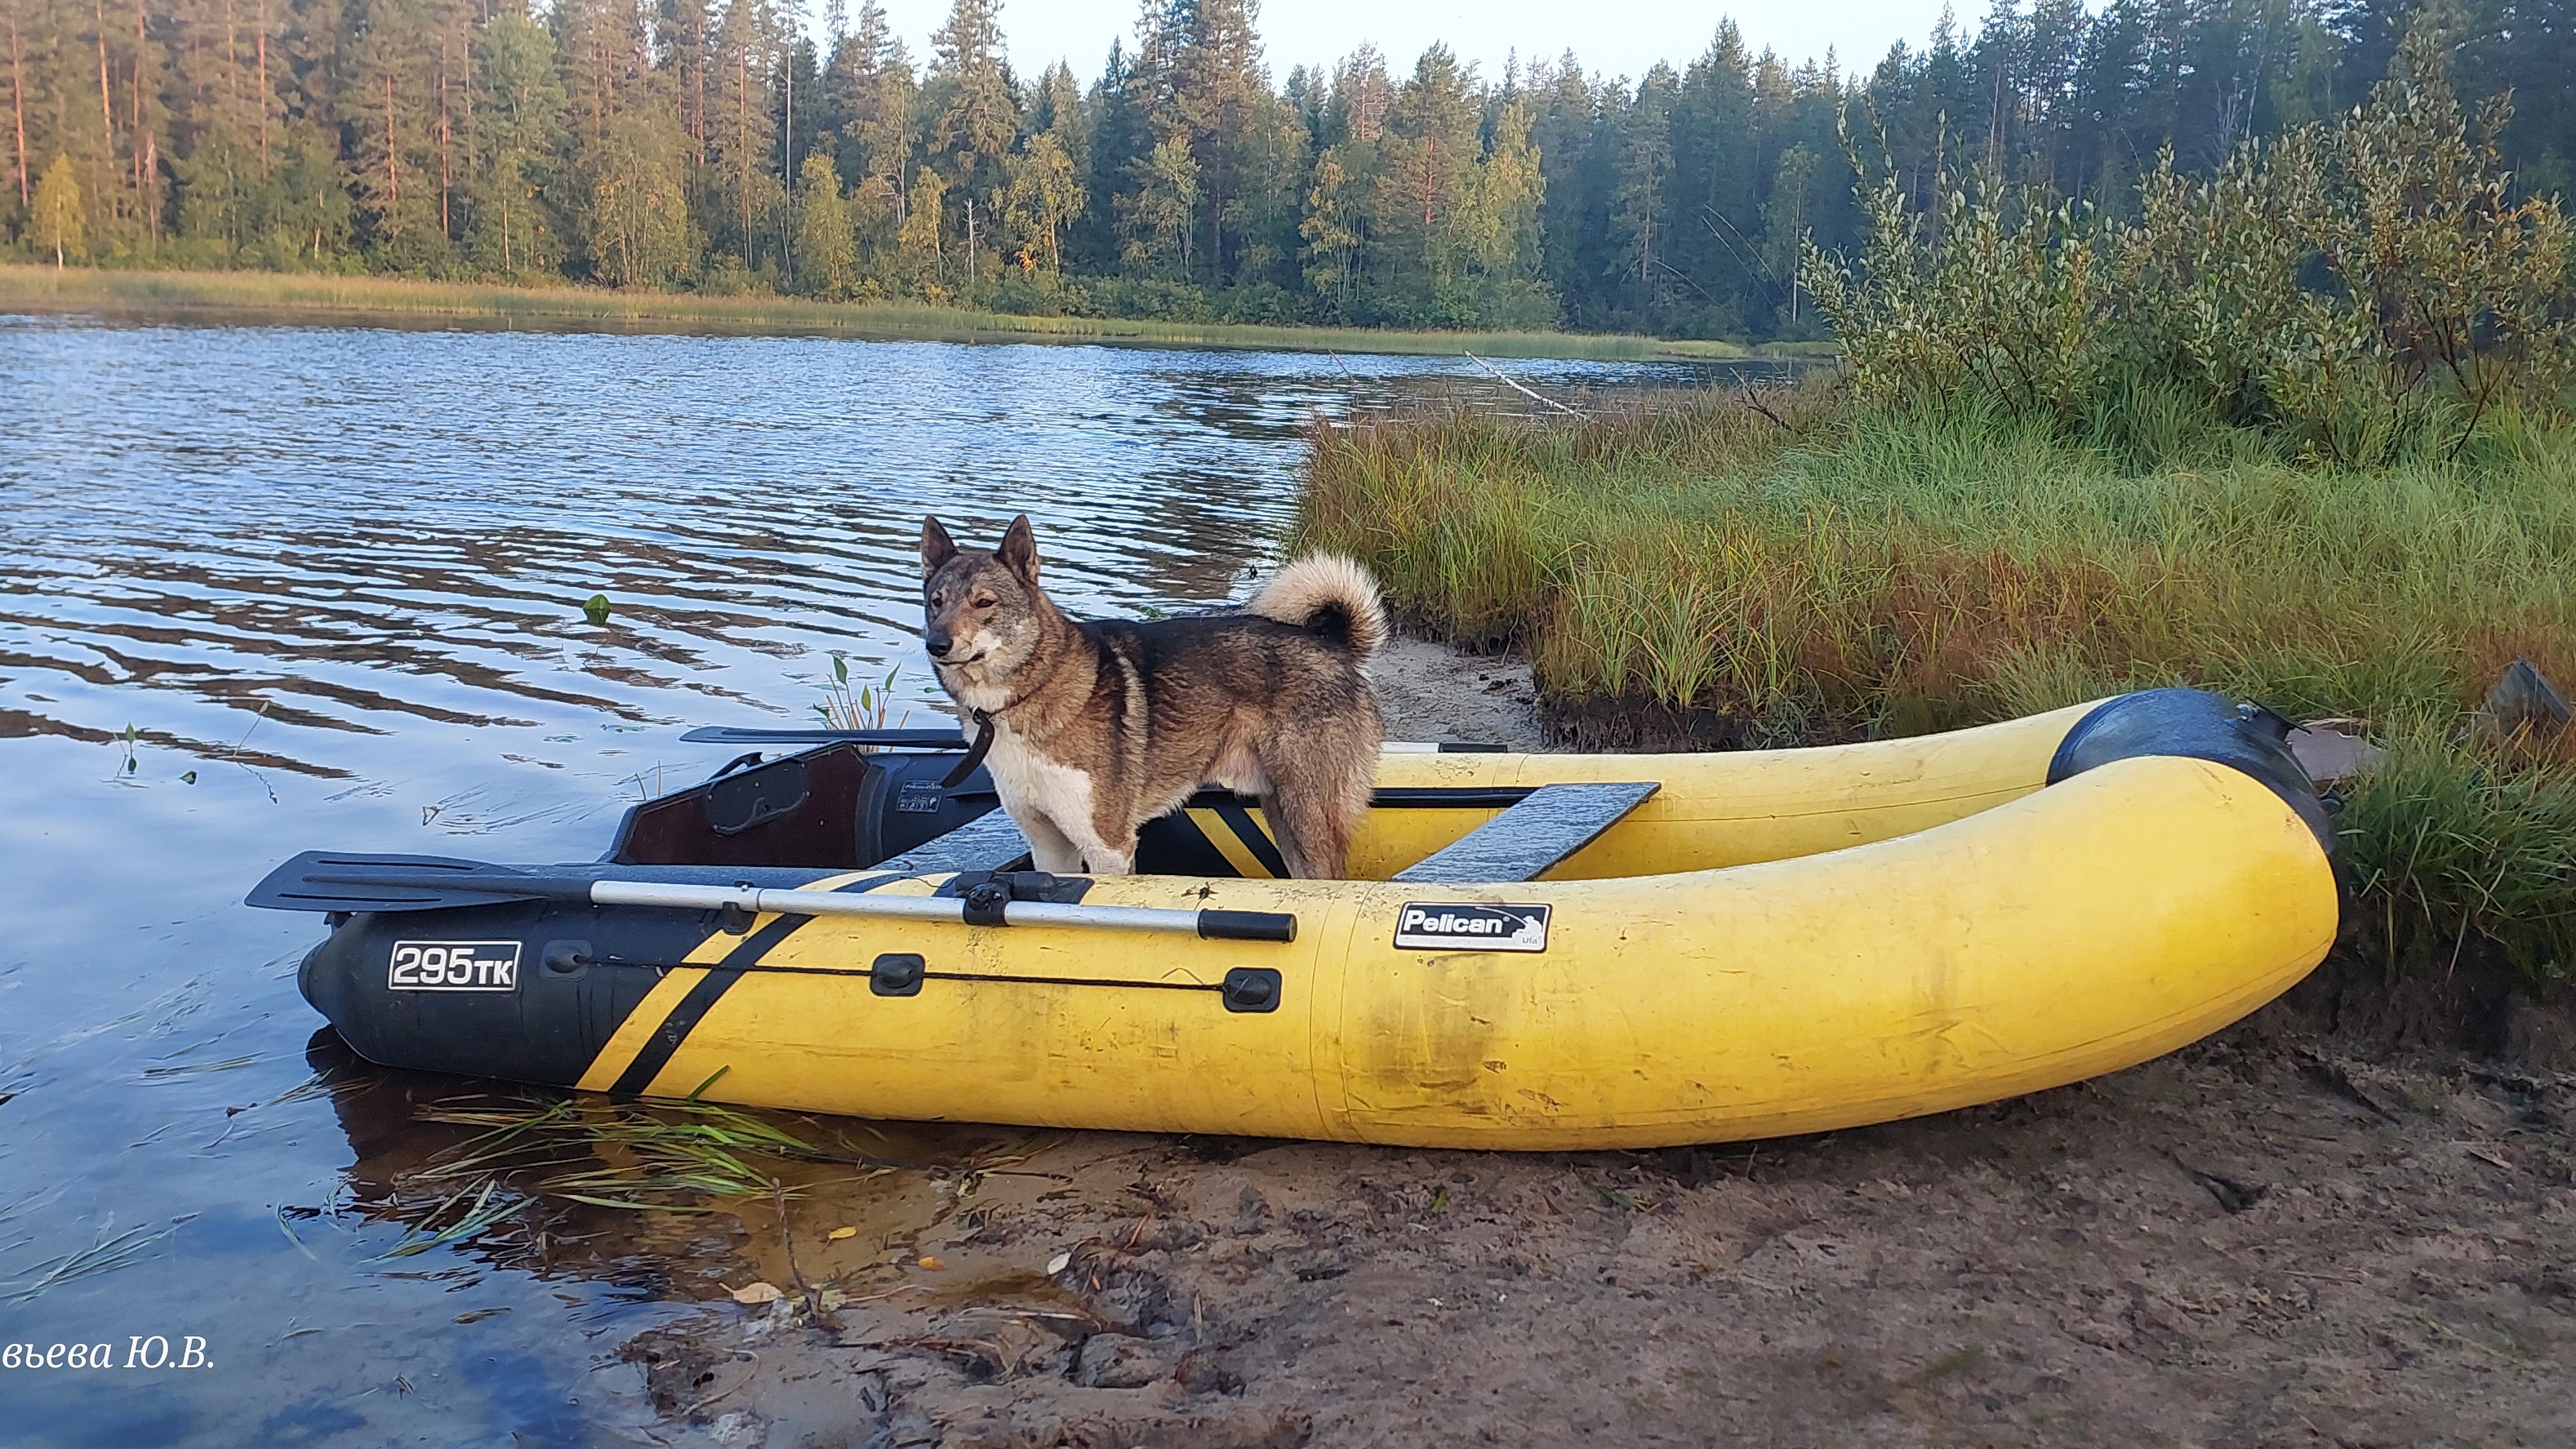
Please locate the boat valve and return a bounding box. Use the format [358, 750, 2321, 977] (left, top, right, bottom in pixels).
[1221, 967, 1282, 1014]
[871, 953, 927, 997]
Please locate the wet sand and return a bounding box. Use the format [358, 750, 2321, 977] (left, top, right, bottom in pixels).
[607, 640, 2574, 1448]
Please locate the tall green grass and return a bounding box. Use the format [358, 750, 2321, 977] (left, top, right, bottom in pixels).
[1306, 392, 2576, 732]
[1300, 390, 2576, 986]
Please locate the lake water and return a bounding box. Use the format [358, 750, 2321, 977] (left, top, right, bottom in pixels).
[0, 314, 1764, 1445]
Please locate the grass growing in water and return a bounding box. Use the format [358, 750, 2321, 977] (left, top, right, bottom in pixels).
[410, 1089, 883, 1213]
[3, 1214, 192, 1301]
[1299, 390, 2576, 985]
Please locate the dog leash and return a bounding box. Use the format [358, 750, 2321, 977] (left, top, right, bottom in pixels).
[941, 708, 996, 789]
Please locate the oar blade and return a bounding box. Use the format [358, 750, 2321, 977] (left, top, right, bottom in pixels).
[246, 851, 552, 913]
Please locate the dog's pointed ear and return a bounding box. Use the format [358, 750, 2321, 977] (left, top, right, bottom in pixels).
[997, 514, 1040, 585]
[921, 516, 957, 576]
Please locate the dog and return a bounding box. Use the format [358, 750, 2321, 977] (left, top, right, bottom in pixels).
[919, 514, 1385, 878]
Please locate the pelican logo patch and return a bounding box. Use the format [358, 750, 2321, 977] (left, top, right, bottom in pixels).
[1394, 903, 1550, 953]
[389, 940, 523, 991]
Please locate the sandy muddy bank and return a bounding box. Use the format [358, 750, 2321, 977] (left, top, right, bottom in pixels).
[624, 1031, 2573, 1449]
[608, 638, 2574, 1449]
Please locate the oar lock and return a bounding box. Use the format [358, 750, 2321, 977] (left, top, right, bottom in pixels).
[937, 869, 1096, 926]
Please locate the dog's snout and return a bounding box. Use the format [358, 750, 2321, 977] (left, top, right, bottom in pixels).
[924, 627, 954, 659]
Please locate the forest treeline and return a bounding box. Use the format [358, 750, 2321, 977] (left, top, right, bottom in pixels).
[3, 0, 2572, 339]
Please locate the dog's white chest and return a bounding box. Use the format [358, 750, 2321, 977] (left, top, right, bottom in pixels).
[981, 723, 1099, 831]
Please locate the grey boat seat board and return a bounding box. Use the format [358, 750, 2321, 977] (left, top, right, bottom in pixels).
[1391, 780, 1661, 884]
[879, 809, 1034, 875]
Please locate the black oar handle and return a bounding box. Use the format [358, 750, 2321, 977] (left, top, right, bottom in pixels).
[1198, 909, 1297, 943]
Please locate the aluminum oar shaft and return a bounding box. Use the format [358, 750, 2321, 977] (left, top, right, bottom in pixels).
[582, 880, 1292, 941]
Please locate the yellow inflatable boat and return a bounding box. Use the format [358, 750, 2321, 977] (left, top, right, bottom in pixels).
[257, 688, 2339, 1149]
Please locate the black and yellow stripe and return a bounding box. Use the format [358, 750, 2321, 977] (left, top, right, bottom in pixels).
[1182, 801, 1288, 878]
[573, 869, 894, 1094]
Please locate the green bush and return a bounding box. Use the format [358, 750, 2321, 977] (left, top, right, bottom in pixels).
[1801, 25, 2576, 467]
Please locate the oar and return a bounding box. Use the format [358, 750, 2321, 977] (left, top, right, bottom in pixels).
[678, 727, 972, 748]
[682, 724, 1509, 753]
[245, 851, 1296, 942]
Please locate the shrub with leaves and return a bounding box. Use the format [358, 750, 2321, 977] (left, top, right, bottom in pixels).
[1800, 162, 2111, 429]
[1801, 23, 2576, 465]
[2302, 38, 2576, 452]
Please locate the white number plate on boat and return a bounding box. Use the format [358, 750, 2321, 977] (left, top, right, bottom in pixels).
[1394, 904, 1550, 953]
[389, 940, 523, 991]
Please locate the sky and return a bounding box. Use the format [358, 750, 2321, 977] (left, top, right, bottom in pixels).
[853, 1, 1965, 88]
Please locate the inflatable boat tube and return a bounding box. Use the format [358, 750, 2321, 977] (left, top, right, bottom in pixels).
[266, 688, 2340, 1149]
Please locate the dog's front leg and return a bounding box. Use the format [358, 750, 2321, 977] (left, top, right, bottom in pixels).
[1018, 811, 1084, 874]
[1065, 823, 1137, 877]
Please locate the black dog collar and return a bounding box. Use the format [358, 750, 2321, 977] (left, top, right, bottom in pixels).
[940, 709, 997, 789]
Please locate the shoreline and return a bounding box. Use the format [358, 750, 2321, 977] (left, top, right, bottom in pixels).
[0, 264, 1819, 361]
[617, 1015, 2575, 1449]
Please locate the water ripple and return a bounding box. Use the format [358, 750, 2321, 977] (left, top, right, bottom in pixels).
[1, 318, 1745, 795]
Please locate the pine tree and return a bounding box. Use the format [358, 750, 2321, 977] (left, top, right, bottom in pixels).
[705, 0, 781, 269]
[1166, 0, 1262, 282]
[7, 6, 29, 211]
[1371, 45, 1480, 322]
[1670, 25, 1758, 333]
[346, 0, 447, 260]
[842, 15, 914, 189]
[928, 0, 1013, 224]
[1608, 65, 1677, 327]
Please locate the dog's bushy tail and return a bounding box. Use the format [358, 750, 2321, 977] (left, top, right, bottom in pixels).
[1248, 553, 1386, 658]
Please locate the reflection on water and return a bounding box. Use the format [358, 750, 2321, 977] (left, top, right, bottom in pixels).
[306, 1032, 1061, 1305]
[0, 313, 1763, 1442]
